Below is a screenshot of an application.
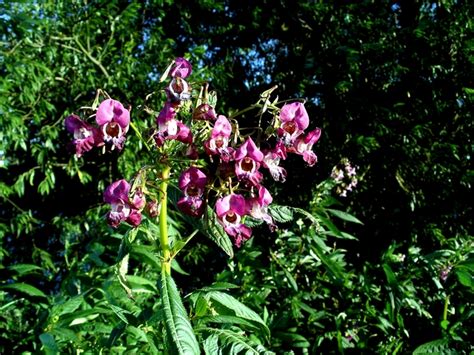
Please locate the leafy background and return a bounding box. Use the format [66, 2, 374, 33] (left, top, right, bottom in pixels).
[0, 1, 472, 353]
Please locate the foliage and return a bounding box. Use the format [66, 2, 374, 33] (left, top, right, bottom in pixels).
[0, 1, 472, 353]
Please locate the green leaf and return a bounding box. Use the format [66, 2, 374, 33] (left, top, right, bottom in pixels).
[56, 296, 84, 317]
[413, 339, 453, 354]
[204, 206, 234, 258]
[40, 333, 59, 354]
[8, 263, 43, 275]
[383, 264, 398, 288]
[326, 208, 363, 224]
[159, 269, 200, 355]
[199, 328, 268, 354]
[203, 334, 219, 355]
[1, 282, 48, 299]
[274, 331, 310, 348]
[268, 204, 293, 223]
[207, 291, 270, 337]
[455, 269, 473, 288]
[171, 259, 190, 276]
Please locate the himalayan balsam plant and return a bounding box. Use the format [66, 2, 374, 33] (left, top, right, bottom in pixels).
[65, 57, 322, 353]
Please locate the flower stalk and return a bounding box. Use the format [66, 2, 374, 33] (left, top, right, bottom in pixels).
[159, 165, 172, 274]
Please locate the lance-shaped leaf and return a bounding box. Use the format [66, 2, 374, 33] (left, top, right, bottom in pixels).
[159, 268, 200, 355]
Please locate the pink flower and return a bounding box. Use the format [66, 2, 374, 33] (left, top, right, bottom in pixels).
[170, 57, 192, 79]
[167, 77, 191, 102]
[277, 102, 309, 145]
[262, 142, 287, 182]
[247, 186, 274, 230]
[293, 128, 321, 166]
[64, 114, 99, 157]
[177, 167, 208, 217]
[104, 179, 144, 228]
[193, 103, 217, 121]
[234, 137, 264, 186]
[216, 194, 252, 247]
[204, 115, 234, 161]
[96, 99, 130, 151]
[155, 103, 193, 146]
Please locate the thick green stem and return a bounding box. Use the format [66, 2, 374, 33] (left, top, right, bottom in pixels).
[443, 295, 450, 322]
[159, 165, 171, 274]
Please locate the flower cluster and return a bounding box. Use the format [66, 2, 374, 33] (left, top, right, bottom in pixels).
[330, 158, 358, 197]
[154, 58, 194, 147]
[103, 179, 145, 227]
[69, 58, 322, 249]
[65, 98, 130, 157]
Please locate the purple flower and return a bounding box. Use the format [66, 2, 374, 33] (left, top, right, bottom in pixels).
[104, 179, 144, 228]
[64, 114, 98, 157]
[277, 102, 309, 145]
[216, 194, 252, 247]
[247, 186, 275, 229]
[193, 103, 217, 121]
[204, 115, 234, 161]
[262, 142, 288, 182]
[155, 103, 193, 146]
[177, 167, 208, 217]
[96, 99, 130, 151]
[170, 57, 192, 79]
[167, 77, 191, 102]
[293, 128, 321, 166]
[234, 137, 264, 186]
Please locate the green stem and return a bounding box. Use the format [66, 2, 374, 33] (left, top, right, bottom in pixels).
[159, 165, 171, 274]
[229, 104, 261, 119]
[443, 295, 450, 322]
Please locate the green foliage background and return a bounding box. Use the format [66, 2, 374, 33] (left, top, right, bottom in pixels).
[0, 0, 472, 353]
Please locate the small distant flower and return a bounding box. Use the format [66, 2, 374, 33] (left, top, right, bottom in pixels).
[234, 137, 264, 186]
[177, 167, 208, 217]
[104, 179, 144, 228]
[170, 57, 192, 79]
[277, 102, 309, 145]
[64, 114, 98, 157]
[96, 99, 130, 151]
[331, 158, 358, 197]
[440, 265, 452, 282]
[216, 194, 252, 247]
[247, 186, 275, 230]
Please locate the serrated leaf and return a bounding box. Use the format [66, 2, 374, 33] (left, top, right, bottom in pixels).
[110, 304, 132, 324]
[200, 328, 267, 354]
[413, 338, 453, 354]
[1, 282, 48, 299]
[160, 269, 200, 355]
[203, 334, 219, 355]
[205, 206, 234, 258]
[268, 205, 293, 223]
